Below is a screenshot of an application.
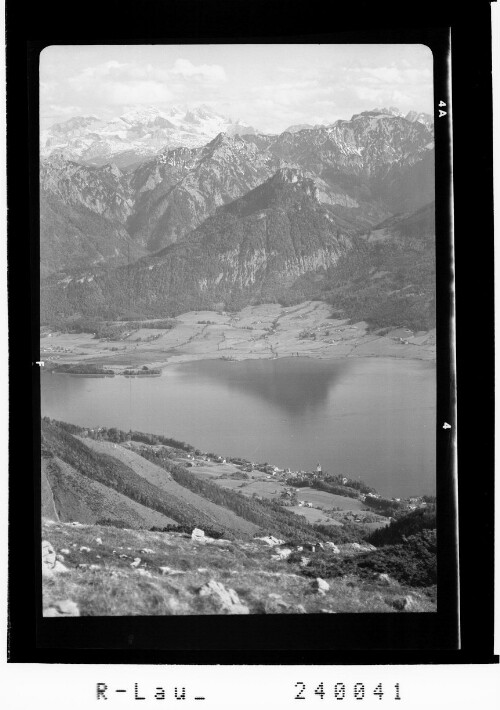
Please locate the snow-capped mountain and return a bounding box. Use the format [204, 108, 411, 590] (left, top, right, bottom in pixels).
[40, 105, 258, 168]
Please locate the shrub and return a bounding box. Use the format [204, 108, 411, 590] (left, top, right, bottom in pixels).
[149, 524, 225, 539]
[96, 518, 131, 529]
[368, 506, 436, 547]
[302, 530, 437, 587]
[355, 530, 437, 586]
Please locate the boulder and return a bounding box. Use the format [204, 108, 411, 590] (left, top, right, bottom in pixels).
[130, 558, 141, 568]
[377, 573, 398, 587]
[266, 593, 291, 613]
[159, 566, 185, 576]
[42, 540, 68, 578]
[254, 536, 285, 547]
[272, 548, 292, 560]
[191, 528, 206, 543]
[391, 595, 422, 612]
[42, 540, 56, 568]
[198, 580, 249, 614]
[136, 568, 152, 577]
[44, 599, 80, 617]
[312, 577, 330, 595]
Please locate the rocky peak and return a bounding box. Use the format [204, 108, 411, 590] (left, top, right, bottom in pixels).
[200, 132, 254, 161]
[270, 166, 311, 187]
[405, 111, 434, 132]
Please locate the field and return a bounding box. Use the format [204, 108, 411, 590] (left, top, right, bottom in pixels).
[41, 301, 436, 373]
[168, 458, 383, 527]
[295, 488, 365, 511]
[288, 506, 342, 526]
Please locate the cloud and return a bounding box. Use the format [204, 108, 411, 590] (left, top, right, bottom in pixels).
[171, 58, 226, 83]
[39, 48, 433, 132]
[107, 81, 173, 105]
[47, 104, 83, 116]
[57, 58, 226, 110]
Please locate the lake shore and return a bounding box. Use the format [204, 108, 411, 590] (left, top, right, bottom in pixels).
[41, 300, 436, 373]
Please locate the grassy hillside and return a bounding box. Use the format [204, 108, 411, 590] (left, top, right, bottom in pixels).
[42, 520, 436, 616]
[42, 419, 249, 536]
[42, 456, 178, 529]
[41, 419, 338, 540]
[78, 437, 261, 538]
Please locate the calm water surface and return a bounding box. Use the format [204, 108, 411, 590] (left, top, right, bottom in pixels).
[41, 357, 435, 498]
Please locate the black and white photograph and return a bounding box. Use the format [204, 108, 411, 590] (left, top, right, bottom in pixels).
[37, 43, 441, 619]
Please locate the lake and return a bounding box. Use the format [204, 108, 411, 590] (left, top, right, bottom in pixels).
[40, 356, 436, 498]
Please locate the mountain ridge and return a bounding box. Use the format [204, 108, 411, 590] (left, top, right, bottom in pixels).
[40, 111, 434, 274]
[41, 104, 258, 167]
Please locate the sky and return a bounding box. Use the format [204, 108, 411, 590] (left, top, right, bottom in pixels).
[40, 44, 433, 133]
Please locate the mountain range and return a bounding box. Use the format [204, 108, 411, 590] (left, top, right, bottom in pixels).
[41, 105, 257, 168]
[40, 107, 435, 329]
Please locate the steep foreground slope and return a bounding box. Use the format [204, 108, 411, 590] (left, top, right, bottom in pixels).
[41, 520, 436, 616]
[42, 456, 178, 529]
[42, 419, 260, 537]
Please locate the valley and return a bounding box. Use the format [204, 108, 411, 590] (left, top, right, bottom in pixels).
[41, 300, 436, 373]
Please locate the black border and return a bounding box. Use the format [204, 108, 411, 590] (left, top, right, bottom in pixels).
[6, 0, 495, 663]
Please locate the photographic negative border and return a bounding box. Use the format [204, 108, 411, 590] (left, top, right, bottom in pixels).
[6, 0, 495, 663]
